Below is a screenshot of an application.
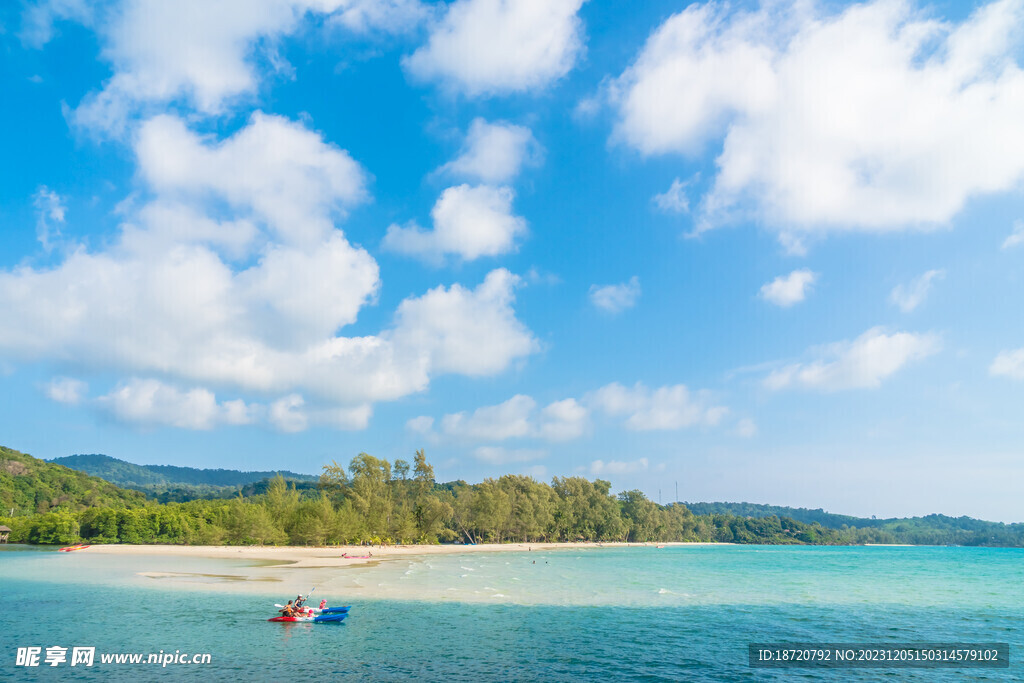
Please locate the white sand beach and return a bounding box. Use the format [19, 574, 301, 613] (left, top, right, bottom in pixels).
[86, 540, 709, 568]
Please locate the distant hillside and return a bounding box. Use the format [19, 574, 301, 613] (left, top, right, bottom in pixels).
[684, 502, 868, 528]
[50, 453, 319, 503]
[685, 502, 1024, 546]
[51, 453, 317, 487]
[0, 446, 148, 515]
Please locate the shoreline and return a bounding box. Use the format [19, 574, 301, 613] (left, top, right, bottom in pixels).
[83, 541, 717, 568]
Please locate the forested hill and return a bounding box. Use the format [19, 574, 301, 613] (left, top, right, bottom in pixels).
[684, 502, 867, 528]
[51, 453, 317, 488]
[0, 446, 148, 514]
[685, 502, 1024, 545]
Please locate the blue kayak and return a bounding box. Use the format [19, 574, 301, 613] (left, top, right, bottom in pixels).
[269, 611, 348, 623]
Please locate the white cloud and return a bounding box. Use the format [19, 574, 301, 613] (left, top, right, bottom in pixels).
[735, 417, 758, 438]
[406, 415, 435, 434]
[268, 394, 372, 432]
[473, 446, 547, 465]
[652, 177, 691, 214]
[765, 327, 940, 391]
[32, 186, 67, 252]
[327, 0, 432, 34]
[269, 394, 308, 433]
[990, 348, 1024, 380]
[390, 268, 538, 378]
[610, 0, 1024, 235]
[136, 112, 368, 247]
[20, 0, 93, 48]
[590, 457, 648, 476]
[589, 276, 641, 314]
[97, 378, 255, 430]
[45, 377, 87, 405]
[435, 395, 587, 443]
[538, 398, 588, 441]
[588, 382, 728, 431]
[383, 185, 528, 262]
[0, 116, 538, 431]
[890, 269, 945, 312]
[442, 394, 536, 441]
[1002, 220, 1024, 249]
[70, 0, 429, 132]
[404, 0, 586, 96]
[441, 118, 543, 183]
[760, 269, 817, 307]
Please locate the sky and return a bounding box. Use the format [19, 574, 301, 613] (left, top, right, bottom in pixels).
[1, 0, 1023, 521]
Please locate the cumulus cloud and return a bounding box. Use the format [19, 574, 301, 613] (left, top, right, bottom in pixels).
[45, 377, 88, 405]
[890, 269, 945, 312]
[32, 186, 67, 252]
[383, 184, 528, 262]
[69, 0, 430, 132]
[135, 112, 368, 247]
[267, 394, 372, 432]
[97, 378, 255, 430]
[1002, 220, 1024, 249]
[434, 395, 587, 443]
[538, 398, 588, 441]
[415, 381, 723, 443]
[441, 118, 543, 183]
[760, 269, 817, 307]
[588, 382, 728, 431]
[473, 446, 547, 465]
[990, 348, 1024, 380]
[652, 177, 691, 214]
[610, 0, 1024, 236]
[765, 327, 940, 391]
[0, 116, 538, 432]
[404, 0, 586, 96]
[590, 457, 648, 476]
[390, 268, 538, 378]
[589, 276, 641, 314]
[442, 394, 536, 441]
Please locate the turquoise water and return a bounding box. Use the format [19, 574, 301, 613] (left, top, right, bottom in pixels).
[1, 545, 1021, 681]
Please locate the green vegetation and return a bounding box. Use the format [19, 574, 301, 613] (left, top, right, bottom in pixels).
[50, 453, 318, 502]
[3, 446, 1022, 547]
[685, 502, 1024, 546]
[0, 446, 148, 517]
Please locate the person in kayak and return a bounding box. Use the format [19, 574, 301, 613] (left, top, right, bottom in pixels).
[280, 600, 295, 616]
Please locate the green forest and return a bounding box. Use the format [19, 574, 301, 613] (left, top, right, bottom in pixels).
[48, 453, 318, 503]
[3, 445, 1023, 547]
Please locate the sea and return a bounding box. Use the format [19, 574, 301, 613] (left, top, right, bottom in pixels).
[1, 544, 1021, 681]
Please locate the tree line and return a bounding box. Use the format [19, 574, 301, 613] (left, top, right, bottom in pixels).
[0, 450, 936, 547]
[4, 449, 1022, 547]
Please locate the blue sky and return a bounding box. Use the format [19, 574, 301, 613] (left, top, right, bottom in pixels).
[2, 0, 1024, 521]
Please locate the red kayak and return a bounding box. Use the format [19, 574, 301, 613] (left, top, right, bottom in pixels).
[59, 544, 90, 552]
[269, 612, 348, 623]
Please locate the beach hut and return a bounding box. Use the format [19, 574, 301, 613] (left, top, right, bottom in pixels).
[0, 525, 10, 543]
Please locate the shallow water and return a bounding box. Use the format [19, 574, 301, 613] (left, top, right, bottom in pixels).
[1, 544, 1020, 680]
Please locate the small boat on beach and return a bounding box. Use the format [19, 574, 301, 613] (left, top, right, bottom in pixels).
[58, 544, 90, 552]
